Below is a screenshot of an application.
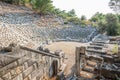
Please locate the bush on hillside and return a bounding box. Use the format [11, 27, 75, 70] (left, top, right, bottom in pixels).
[31, 0, 54, 14]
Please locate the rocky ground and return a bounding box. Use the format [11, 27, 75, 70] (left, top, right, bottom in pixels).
[0, 1, 96, 48]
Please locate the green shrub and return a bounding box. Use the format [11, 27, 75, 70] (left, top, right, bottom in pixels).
[31, 0, 54, 14]
[64, 21, 68, 24]
[4, 0, 13, 4]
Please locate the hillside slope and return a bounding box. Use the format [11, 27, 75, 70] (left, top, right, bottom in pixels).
[0, 2, 96, 48]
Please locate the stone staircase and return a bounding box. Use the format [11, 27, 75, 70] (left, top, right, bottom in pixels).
[76, 41, 105, 79]
[76, 41, 120, 80]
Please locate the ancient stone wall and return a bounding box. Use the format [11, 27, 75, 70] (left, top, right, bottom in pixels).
[0, 46, 60, 80]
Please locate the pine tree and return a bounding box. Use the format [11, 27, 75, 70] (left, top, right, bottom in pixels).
[30, 0, 54, 14]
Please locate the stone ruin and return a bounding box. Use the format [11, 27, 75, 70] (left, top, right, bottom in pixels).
[74, 39, 120, 80]
[0, 43, 66, 80]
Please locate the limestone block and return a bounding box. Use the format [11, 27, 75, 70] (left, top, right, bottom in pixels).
[31, 64, 44, 80]
[0, 78, 3, 80]
[15, 66, 23, 74]
[23, 62, 28, 70]
[0, 61, 17, 76]
[22, 65, 34, 78]
[24, 76, 30, 80]
[12, 73, 23, 80]
[17, 56, 28, 65]
[33, 63, 38, 69]
[28, 74, 31, 80]
[2, 72, 11, 80]
[32, 77, 36, 80]
[10, 69, 17, 78]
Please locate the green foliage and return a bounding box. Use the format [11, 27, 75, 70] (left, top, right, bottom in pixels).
[64, 20, 68, 24]
[98, 21, 106, 33]
[3, 0, 13, 4]
[30, 0, 54, 14]
[117, 24, 120, 34]
[105, 13, 119, 36]
[67, 17, 80, 25]
[67, 9, 76, 17]
[90, 12, 106, 28]
[52, 8, 61, 14]
[2, 0, 21, 4]
[89, 12, 120, 36]
[2, 0, 54, 14]
[90, 12, 105, 23]
[57, 10, 69, 18]
[90, 17, 98, 22]
[81, 15, 87, 21]
[53, 8, 81, 25]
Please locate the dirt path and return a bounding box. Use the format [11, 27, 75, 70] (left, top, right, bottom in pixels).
[45, 41, 88, 77]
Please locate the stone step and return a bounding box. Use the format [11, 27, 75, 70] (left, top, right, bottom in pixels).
[82, 65, 95, 73]
[85, 54, 103, 62]
[92, 41, 106, 44]
[80, 71, 96, 79]
[90, 43, 104, 46]
[86, 49, 106, 55]
[87, 46, 103, 50]
[86, 61, 97, 67]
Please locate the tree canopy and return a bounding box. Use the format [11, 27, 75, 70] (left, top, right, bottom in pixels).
[105, 13, 119, 36]
[2, 0, 54, 14]
[2, 0, 120, 36]
[89, 12, 120, 36]
[30, 0, 54, 14]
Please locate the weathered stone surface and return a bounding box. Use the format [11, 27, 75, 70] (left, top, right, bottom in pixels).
[23, 62, 29, 70]
[0, 61, 17, 76]
[22, 64, 34, 78]
[0, 78, 3, 80]
[15, 66, 23, 74]
[12, 73, 23, 80]
[2, 72, 11, 80]
[10, 69, 17, 78]
[17, 56, 29, 65]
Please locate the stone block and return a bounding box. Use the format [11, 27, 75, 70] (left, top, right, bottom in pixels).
[3, 72, 11, 80]
[12, 73, 23, 80]
[17, 56, 28, 65]
[33, 63, 38, 69]
[24, 76, 30, 80]
[0, 61, 17, 76]
[31, 64, 44, 80]
[22, 65, 34, 78]
[15, 66, 23, 74]
[10, 69, 17, 78]
[0, 78, 3, 80]
[28, 74, 31, 80]
[32, 77, 36, 80]
[23, 62, 28, 70]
